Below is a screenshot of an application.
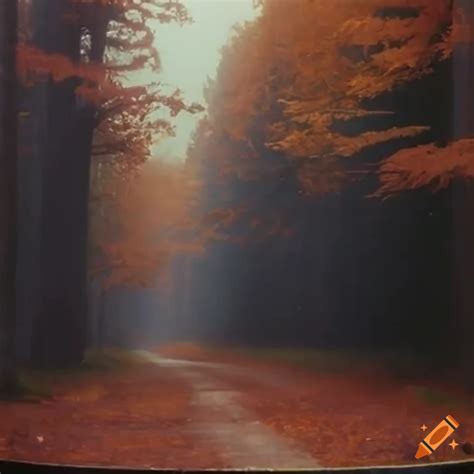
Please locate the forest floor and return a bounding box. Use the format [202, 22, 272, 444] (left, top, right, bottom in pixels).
[0, 343, 474, 469]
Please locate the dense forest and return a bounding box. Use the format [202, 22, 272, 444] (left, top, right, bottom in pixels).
[2, 0, 474, 469]
[0, 0, 473, 391]
[175, 0, 474, 381]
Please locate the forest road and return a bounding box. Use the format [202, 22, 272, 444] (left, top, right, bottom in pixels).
[137, 350, 321, 469]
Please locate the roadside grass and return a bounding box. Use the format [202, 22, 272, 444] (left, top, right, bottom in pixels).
[82, 347, 150, 370]
[2, 347, 149, 402]
[222, 345, 391, 374]
[413, 386, 460, 407]
[410, 385, 474, 415]
[223, 345, 442, 377]
[222, 345, 473, 411]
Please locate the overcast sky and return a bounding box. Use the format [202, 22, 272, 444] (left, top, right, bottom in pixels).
[149, 0, 258, 161]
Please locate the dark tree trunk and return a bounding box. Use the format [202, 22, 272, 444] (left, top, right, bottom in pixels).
[0, 0, 18, 391]
[16, 82, 47, 363]
[29, 0, 105, 367]
[86, 281, 98, 348]
[31, 81, 95, 366]
[98, 289, 108, 351]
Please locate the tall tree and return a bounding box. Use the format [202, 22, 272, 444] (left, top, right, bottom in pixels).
[25, 0, 109, 367]
[16, 0, 196, 367]
[0, 0, 18, 391]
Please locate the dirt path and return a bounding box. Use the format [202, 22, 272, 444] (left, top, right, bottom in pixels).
[138, 351, 320, 469]
[150, 344, 474, 468]
[1, 346, 473, 469]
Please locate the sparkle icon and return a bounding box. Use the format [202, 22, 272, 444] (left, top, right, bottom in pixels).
[449, 439, 459, 450]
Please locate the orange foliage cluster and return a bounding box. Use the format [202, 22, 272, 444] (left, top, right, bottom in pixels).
[201, 0, 454, 195]
[193, 0, 472, 201]
[17, 45, 110, 104]
[89, 155, 292, 290]
[375, 138, 474, 196]
[15, 0, 205, 291]
[89, 160, 204, 290]
[374, 3, 474, 196]
[65, 0, 205, 291]
[17, 0, 200, 124]
[93, 84, 203, 174]
[88, 0, 203, 174]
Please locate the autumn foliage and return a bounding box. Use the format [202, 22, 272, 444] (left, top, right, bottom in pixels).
[375, 138, 474, 196]
[196, 0, 466, 197]
[89, 160, 204, 290]
[18, 0, 472, 293]
[18, 0, 203, 170]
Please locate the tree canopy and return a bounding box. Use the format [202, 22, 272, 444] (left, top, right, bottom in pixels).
[196, 0, 460, 198]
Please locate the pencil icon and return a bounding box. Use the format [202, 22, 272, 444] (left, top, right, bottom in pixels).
[415, 415, 460, 459]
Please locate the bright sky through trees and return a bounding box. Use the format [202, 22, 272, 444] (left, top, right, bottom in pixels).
[150, 0, 258, 161]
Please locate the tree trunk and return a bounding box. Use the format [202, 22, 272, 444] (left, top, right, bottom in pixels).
[98, 289, 108, 351]
[0, 0, 18, 392]
[86, 280, 98, 348]
[31, 78, 95, 367]
[29, 0, 108, 367]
